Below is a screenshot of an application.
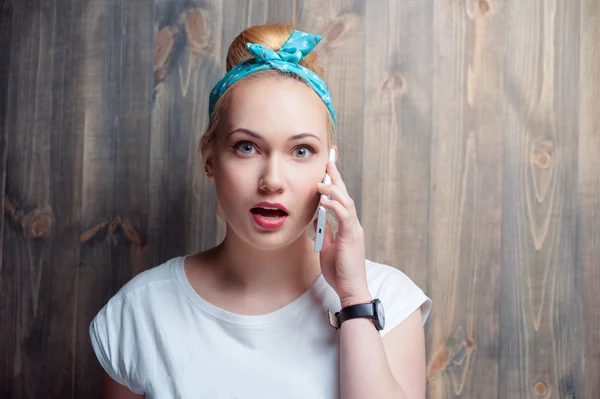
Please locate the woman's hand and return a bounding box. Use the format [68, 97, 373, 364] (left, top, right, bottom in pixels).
[315, 162, 372, 307]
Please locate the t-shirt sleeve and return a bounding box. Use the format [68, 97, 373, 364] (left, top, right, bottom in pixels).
[368, 264, 432, 338]
[89, 299, 146, 395]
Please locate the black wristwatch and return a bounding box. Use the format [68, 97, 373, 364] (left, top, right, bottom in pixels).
[327, 298, 386, 331]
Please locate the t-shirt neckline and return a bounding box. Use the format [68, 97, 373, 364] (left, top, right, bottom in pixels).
[173, 255, 328, 328]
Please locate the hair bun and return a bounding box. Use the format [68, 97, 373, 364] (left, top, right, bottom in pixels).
[225, 24, 324, 77]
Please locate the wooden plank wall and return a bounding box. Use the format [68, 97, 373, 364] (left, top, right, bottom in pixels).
[0, 0, 598, 398]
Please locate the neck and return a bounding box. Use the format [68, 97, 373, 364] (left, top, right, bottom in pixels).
[210, 225, 323, 296]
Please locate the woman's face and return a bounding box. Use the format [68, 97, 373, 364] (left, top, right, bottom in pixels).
[211, 77, 333, 250]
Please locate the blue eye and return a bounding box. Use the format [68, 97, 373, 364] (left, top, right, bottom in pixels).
[233, 141, 257, 155]
[292, 146, 314, 159]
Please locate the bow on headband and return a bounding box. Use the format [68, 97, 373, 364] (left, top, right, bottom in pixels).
[209, 30, 337, 126]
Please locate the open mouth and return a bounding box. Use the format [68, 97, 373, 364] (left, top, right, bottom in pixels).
[250, 207, 288, 219]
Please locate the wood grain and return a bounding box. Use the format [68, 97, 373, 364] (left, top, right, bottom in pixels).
[0, 0, 11, 290]
[579, 0, 600, 397]
[298, 0, 365, 220]
[0, 0, 598, 397]
[427, 0, 504, 397]
[262, 0, 297, 25]
[150, 0, 222, 257]
[0, 1, 12, 394]
[0, 0, 86, 397]
[362, 0, 433, 291]
[500, 0, 584, 397]
[75, 1, 154, 397]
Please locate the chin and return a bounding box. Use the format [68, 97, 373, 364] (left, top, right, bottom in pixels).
[230, 221, 307, 252]
[246, 228, 307, 251]
[246, 238, 294, 251]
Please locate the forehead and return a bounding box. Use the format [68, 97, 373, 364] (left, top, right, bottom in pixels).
[223, 77, 329, 141]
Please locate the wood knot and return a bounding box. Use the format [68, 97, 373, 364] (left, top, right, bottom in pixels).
[533, 380, 551, 397]
[108, 216, 121, 235]
[323, 13, 360, 48]
[531, 149, 552, 169]
[479, 0, 490, 14]
[382, 73, 407, 96]
[122, 221, 144, 247]
[327, 22, 345, 43]
[4, 197, 55, 240]
[185, 9, 209, 53]
[22, 208, 55, 240]
[427, 327, 476, 390]
[429, 347, 449, 375]
[31, 215, 49, 237]
[80, 216, 145, 248]
[154, 27, 175, 88]
[154, 27, 174, 71]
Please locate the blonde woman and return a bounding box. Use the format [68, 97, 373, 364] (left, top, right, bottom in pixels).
[90, 24, 432, 399]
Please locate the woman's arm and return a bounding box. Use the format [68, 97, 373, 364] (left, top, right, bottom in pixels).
[102, 371, 145, 399]
[381, 309, 427, 398]
[315, 162, 427, 398]
[339, 292, 426, 399]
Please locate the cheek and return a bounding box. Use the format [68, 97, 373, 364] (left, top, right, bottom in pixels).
[215, 165, 254, 208]
[295, 173, 322, 206]
[222, 166, 248, 187]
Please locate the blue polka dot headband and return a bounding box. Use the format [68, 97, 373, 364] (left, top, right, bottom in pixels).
[209, 29, 337, 126]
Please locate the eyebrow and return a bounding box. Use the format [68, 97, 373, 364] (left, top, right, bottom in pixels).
[226, 128, 322, 143]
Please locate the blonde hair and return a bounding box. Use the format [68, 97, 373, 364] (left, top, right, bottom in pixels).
[199, 24, 334, 172]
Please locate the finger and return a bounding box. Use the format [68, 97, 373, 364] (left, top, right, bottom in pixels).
[322, 217, 335, 249]
[317, 183, 357, 216]
[319, 197, 353, 227]
[319, 225, 337, 265]
[326, 162, 349, 195]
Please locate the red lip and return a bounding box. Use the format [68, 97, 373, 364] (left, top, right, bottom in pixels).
[250, 201, 289, 230]
[251, 213, 288, 230]
[251, 201, 288, 213]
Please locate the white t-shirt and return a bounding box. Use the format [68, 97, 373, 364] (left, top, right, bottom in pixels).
[89, 256, 432, 398]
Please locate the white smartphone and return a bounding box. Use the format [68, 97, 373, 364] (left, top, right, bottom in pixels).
[314, 148, 337, 252]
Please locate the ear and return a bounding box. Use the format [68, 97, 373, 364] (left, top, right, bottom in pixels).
[200, 139, 215, 179]
[206, 163, 215, 180]
[202, 158, 214, 180]
[331, 144, 339, 162]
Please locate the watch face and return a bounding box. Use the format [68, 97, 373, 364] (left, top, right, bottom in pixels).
[374, 299, 385, 330]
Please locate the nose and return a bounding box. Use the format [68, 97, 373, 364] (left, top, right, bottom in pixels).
[258, 156, 284, 193]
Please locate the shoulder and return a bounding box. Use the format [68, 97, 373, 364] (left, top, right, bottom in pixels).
[88, 256, 184, 393]
[107, 256, 180, 303]
[365, 258, 423, 293]
[90, 256, 183, 332]
[365, 259, 432, 336]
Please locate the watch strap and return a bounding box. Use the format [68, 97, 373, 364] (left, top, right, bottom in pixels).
[339, 302, 375, 325]
[327, 301, 376, 330]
